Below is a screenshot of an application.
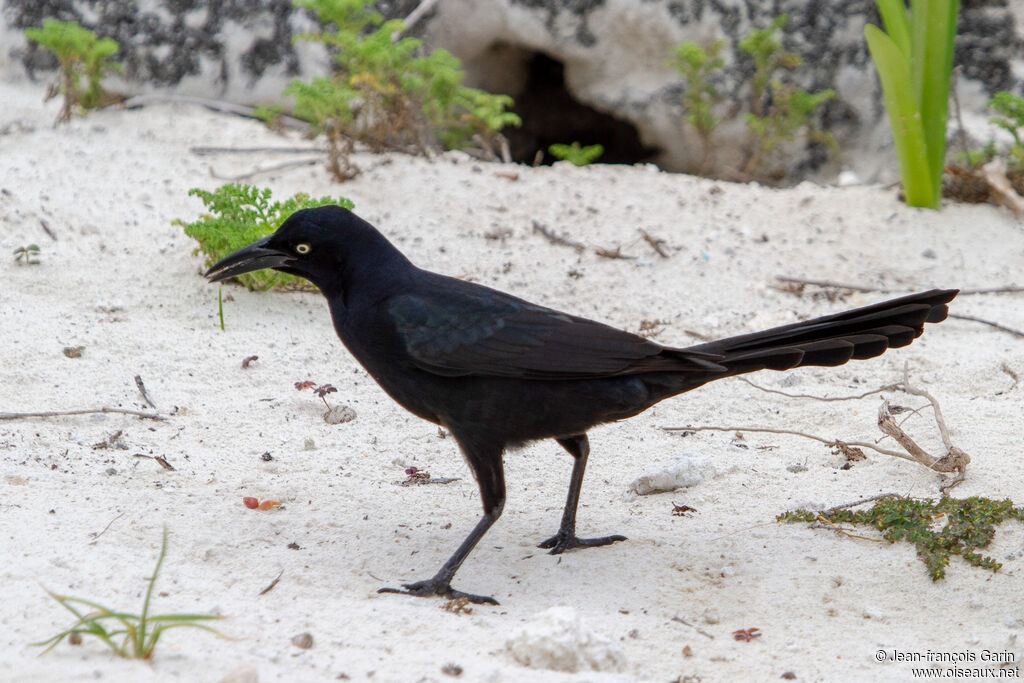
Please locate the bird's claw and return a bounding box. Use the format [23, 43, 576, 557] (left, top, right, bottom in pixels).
[537, 532, 628, 555]
[378, 579, 499, 605]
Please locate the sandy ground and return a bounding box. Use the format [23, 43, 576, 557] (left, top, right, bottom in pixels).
[2, 76, 1023, 683]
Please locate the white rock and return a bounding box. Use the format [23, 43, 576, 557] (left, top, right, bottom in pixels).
[506, 606, 625, 673]
[627, 452, 714, 495]
[220, 662, 258, 683]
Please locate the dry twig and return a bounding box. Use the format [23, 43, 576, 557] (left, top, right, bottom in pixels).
[134, 374, 157, 409]
[949, 313, 1024, 339]
[664, 367, 971, 491]
[0, 407, 165, 421]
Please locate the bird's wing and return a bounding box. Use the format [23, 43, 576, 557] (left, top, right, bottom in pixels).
[386, 288, 721, 379]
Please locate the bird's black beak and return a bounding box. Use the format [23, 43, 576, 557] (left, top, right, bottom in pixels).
[204, 237, 294, 283]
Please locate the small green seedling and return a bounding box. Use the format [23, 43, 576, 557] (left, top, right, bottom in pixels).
[33, 528, 226, 659]
[24, 19, 123, 124]
[779, 496, 1024, 580]
[670, 16, 834, 180]
[987, 91, 1024, 172]
[548, 142, 604, 167]
[669, 40, 726, 174]
[865, 0, 960, 208]
[738, 15, 836, 177]
[175, 183, 353, 291]
[14, 244, 41, 265]
[62, 346, 84, 358]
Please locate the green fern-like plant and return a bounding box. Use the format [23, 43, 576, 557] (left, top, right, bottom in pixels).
[779, 496, 1024, 580]
[175, 184, 353, 291]
[287, 0, 520, 179]
[548, 142, 604, 167]
[24, 19, 122, 124]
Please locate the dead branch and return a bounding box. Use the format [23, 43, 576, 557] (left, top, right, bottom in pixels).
[594, 246, 635, 260]
[532, 220, 585, 253]
[190, 146, 323, 156]
[119, 94, 309, 129]
[982, 158, 1024, 217]
[638, 229, 670, 258]
[210, 158, 320, 182]
[950, 313, 1024, 339]
[773, 276, 897, 294]
[0, 407, 165, 421]
[134, 374, 157, 409]
[664, 367, 972, 491]
[738, 376, 898, 401]
[774, 276, 1024, 297]
[822, 493, 900, 514]
[662, 424, 912, 460]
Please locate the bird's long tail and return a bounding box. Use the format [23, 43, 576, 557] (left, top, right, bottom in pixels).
[679, 288, 957, 379]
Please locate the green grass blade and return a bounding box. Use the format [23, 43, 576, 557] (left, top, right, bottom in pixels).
[865, 24, 934, 207]
[138, 527, 169, 655]
[876, 0, 911, 58]
[218, 286, 225, 331]
[917, 0, 960, 207]
[144, 613, 225, 622]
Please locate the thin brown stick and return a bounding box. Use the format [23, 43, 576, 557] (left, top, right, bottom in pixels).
[39, 219, 57, 241]
[822, 494, 899, 514]
[662, 424, 914, 461]
[774, 276, 1024, 297]
[773, 276, 895, 293]
[594, 246, 634, 260]
[671, 615, 715, 640]
[134, 375, 157, 410]
[532, 220, 585, 253]
[259, 569, 284, 596]
[190, 146, 323, 156]
[638, 229, 670, 258]
[810, 517, 885, 542]
[950, 313, 1024, 338]
[88, 511, 126, 545]
[119, 94, 309, 129]
[738, 377, 898, 401]
[0, 407, 165, 421]
[210, 158, 320, 182]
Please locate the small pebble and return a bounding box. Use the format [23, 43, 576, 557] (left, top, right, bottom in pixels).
[291, 632, 314, 649]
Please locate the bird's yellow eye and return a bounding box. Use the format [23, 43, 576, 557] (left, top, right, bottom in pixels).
[296, 243, 311, 255]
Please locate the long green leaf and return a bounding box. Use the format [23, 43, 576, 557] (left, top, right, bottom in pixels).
[865, 24, 934, 207]
[876, 0, 911, 57]
[915, 0, 960, 207]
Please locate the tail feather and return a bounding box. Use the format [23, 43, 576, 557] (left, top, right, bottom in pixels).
[681, 289, 957, 377]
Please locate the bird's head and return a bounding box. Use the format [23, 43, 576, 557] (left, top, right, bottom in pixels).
[204, 205, 409, 294]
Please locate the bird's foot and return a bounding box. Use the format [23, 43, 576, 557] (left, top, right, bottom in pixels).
[537, 531, 627, 555]
[377, 578, 499, 605]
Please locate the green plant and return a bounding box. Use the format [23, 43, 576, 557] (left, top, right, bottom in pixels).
[548, 142, 604, 167]
[779, 496, 1024, 580]
[738, 15, 836, 177]
[669, 40, 726, 174]
[865, 0, 960, 208]
[287, 0, 520, 180]
[14, 244, 41, 265]
[670, 16, 835, 181]
[987, 91, 1024, 171]
[175, 184, 353, 291]
[33, 528, 225, 659]
[24, 19, 122, 124]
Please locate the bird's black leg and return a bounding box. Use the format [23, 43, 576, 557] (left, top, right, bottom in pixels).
[378, 436, 505, 605]
[538, 433, 627, 554]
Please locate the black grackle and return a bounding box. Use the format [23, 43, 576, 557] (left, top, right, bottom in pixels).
[206, 206, 957, 604]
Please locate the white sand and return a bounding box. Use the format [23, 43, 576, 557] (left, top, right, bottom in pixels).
[2, 77, 1023, 682]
